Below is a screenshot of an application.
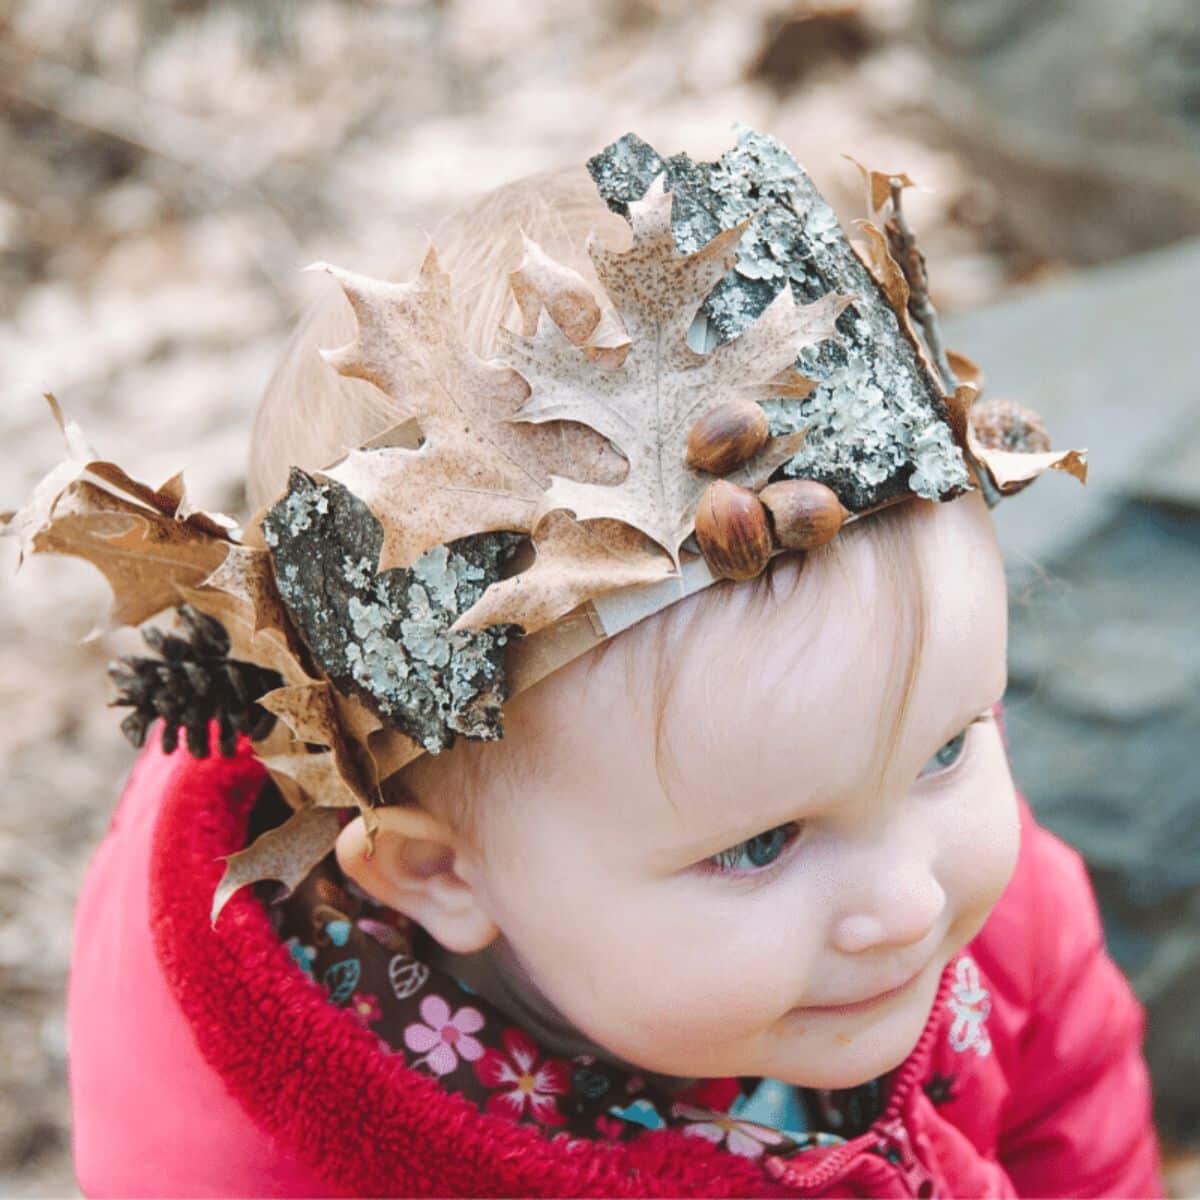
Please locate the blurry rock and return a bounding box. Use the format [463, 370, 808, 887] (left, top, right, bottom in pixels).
[1003, 500, 1200, 1147]
[917, 0, 1200, 263]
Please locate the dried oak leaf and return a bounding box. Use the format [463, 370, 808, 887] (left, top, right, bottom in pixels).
[7, 394, 235, 558]
[317, 251, 624, 570]
[4, 396, 239, 636]
[207, 679, 384, 926]
[175, 545, 315, 687]
[314, 248, 672, 636]
[256, 680, 377, 825]
[25, 481, 232, 635]
[970, 432, 1087, 495]
[953, 383, 1088, 494]
[211, 806, 343, 928]
[500, 175, 847, 572]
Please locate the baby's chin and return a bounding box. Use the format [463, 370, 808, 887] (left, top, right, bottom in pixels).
[760, 983, 940, 1090]
[772, 1039, 915, 1092]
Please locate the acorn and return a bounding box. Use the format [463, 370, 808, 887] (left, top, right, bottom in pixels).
[694, 480, 773, 581]
[759, 480, 848, 551]
[686, 400, 769, 475]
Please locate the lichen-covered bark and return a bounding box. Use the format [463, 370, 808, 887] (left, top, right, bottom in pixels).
[588, 127, 971, 512]
[262, 469, 522, 753]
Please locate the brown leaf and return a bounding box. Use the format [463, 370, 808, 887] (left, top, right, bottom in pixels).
[30, 480, 230, 634]
[450, 511, 675, 635]
[315, 252, 621, 573]
[6, 394, 235, 567]
[211, 806, 343, 928]
[943, 383, 977, 448]
[852, 219, 911, 323]
[330, 688, 426, 792]
[505, 176, 845, 569]
[960, 387, 1088, 493]
[509, 234, 605, 344]
[843, 155, 917, 220]
[257, 680, 376, 826]
[176, 544, 313, 686]
[946, 349, 985, 391]
[970, 437, 1089, 493]
[257, 748, 360, 810]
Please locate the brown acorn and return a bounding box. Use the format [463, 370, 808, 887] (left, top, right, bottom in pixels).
[759, 480, 848, 551]
[694, 480, 773, 581]
[686, 400, 769, 475]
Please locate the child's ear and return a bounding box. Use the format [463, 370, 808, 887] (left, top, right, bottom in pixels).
[335, 806, 499, 955]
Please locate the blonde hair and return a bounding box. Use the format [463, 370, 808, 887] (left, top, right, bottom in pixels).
[246, 166, 929, 845]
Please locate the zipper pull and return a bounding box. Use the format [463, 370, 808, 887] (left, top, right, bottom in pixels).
[873, 1115, 937, 1198]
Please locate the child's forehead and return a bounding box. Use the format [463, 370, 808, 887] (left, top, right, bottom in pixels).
[519, 492, 1006, 845]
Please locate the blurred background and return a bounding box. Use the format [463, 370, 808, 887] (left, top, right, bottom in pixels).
[1, 0, 1198, 1194]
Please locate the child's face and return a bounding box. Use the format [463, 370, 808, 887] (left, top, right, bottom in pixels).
[446, 490, 1019, 1089]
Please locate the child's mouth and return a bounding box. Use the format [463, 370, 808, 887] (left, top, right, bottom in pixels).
[795, 965, 926, 1015]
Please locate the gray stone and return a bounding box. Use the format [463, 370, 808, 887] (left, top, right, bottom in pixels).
[942, 237, 1200, 576]
[1002, 498, 1200, 1145]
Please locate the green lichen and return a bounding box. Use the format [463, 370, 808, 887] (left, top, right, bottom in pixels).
[262, 469, 521, 753]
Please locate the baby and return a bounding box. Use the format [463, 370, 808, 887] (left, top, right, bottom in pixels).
[47, 138, 1163, 1197]
[335, 473, 1014, 1095]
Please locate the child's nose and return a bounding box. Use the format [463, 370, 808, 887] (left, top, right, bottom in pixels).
[831, 870, 947, 954]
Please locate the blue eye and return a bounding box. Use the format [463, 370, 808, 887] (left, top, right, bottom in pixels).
[707, 822, 801, 873]
[919, 729, 968, 778]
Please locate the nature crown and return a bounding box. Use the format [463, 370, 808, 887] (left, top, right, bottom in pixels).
[4, 128, 1085, 923]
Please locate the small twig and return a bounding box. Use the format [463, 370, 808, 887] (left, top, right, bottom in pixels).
[885, 179, 1001, 508]
[885, 179, 956, 394]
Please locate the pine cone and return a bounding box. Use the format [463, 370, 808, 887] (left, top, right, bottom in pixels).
[107, 604, 283, 759]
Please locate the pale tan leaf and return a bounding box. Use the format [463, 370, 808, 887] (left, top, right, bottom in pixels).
[330, 688, 425, 792]
[258, 749, 362, 809]
[315, 251, 620, 574]
[943, 383, 978, 448]
[961, 388, 1088, 493]
[503, 187, 842, 568]
[451, 511, 674, 635]
[969, 432, 1089, 493]
[947, 349, 985, 391]
[586, 175, 744, 361]
[509, 234, 603, 344]
[852, 219, 911, 321]
[257, 681, 375, 822]
[211, 806, 343, 928]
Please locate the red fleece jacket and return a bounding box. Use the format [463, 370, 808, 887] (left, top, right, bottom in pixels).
[67, 727, 1164, 1198]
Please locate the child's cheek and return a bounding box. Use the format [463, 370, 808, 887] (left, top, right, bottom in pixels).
[942, 726, 1021, 944]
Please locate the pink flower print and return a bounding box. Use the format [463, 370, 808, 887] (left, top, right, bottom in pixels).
[594, 1114, 624, 1141]
[348, 992, 382, 1027]
[402, 993, 485, 1076]
[672, 1104, 787, 1159]
[474, 1027, 570, 1126]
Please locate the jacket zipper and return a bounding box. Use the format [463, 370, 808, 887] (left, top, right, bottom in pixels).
[761, 959, 957, 1195]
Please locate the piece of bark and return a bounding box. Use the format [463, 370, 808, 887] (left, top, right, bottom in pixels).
[261, 468, 522, 754]
[587, 128, 971, 512]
